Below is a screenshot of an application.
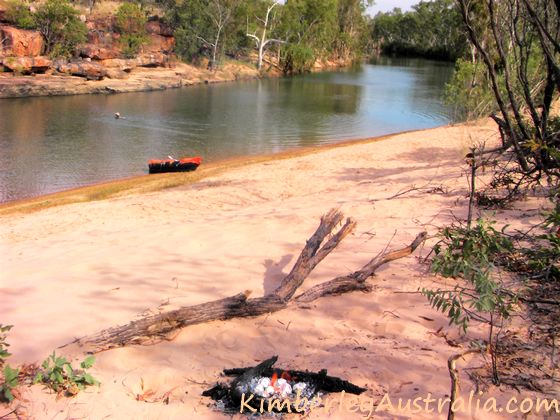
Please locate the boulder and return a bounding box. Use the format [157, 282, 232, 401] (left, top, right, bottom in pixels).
[2, 56, 52, 73]
[0, 25, 43, 57]
[79, 29, 121, 60]
[79, 44, 120, 60]
[135, 52, 168, 68]
[144, 34, 175, 54]
[98, 58, 135, 71]
[105, 68, 129, 79]
[55, 60, 108, 80]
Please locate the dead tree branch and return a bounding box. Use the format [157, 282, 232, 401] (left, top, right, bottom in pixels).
[62, 210, 425, 353]
[447, 349, 482, 420]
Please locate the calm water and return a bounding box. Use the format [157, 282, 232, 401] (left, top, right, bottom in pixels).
[0, 57, 454, 203]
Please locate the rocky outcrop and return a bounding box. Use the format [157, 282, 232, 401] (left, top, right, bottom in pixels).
[0, 25, 43, 57]
[144, 34, 175, 54]
[99, 58, 135, 71]
[79, 25, 121, 60]
[1, 56, 51, 73]
[54, 60, 108, 80]
[0, 13, 182, 91]
[0, 61, 260, 98]
[135, 52, 169, 67]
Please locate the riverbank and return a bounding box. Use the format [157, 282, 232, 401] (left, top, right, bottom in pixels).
[0, 130, 411, 215]
[0, 60, 261, 99]
[1, 120, 556, 419]
[0, 57, 351, 99]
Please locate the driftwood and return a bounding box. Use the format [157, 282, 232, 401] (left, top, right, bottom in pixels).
[64, 209, 426, 353]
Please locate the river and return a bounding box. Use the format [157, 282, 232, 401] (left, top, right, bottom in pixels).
[0, 57, 455, 203]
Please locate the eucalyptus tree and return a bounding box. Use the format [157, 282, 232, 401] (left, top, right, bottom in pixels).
[280, 0, 338, 74]
[334, 0, 373, 61]
[245, 0, 285, 70]
[168, 0, 241, 68]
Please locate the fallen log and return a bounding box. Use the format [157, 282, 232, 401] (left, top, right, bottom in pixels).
[63, 209, 426, 353]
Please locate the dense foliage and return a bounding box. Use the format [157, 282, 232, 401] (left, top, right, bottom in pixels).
[165, 0, 372, 73]
[452, 0, 559, 180]
[5, 0, 36, 29]
[114, 2, 148, 58]
[34, 0, 87, 58]
[370, 0, 467, 61]
[424, 0, 559, 389]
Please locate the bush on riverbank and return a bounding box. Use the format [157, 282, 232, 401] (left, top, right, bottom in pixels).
[4, 0, 35, 29]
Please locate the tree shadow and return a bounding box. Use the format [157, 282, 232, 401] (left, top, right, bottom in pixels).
[262, 254, 293, 295]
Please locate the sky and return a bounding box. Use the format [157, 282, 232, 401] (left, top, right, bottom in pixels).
[367, 0, 419, 16]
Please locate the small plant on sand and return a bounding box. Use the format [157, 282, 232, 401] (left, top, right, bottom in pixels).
[422, 218, 517, 384]
[0, 325, 19, 403]
[0, 325, 13, 365]
[0, 365, 19, 403]
[423, 219, 515, 329]
[33, 352, 99, 396]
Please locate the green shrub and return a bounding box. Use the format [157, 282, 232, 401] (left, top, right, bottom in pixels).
[0, 325, 13, 367]
[444, 58, 498, 121]
[114, 2, 147, 57]
[0, 365, 19, 403]
[121, 33, 147, 58]
[282, 43, 315, 75]
[422, 219, 515, 332]
[115, 2, 146, 34]
[34, 0, 87, 58]
[33, 352, 99, 396]
[5, 0, 35, 29]
[0, 325, 18, 403]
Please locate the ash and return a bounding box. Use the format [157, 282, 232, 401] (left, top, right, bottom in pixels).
[248, 376, 317, 401]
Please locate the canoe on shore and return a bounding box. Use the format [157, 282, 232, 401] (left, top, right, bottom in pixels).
[148, 156, 202, 174]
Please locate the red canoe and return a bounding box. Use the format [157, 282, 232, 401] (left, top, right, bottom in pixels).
[148, 156, 202, 174]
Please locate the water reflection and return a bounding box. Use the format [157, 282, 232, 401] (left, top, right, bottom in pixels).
[0, 59, 453, 202]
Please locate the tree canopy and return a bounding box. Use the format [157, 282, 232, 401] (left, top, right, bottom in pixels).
[165, 0, 372, 73]
[370, 0, 467, 61]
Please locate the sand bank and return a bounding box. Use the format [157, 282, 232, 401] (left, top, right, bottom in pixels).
[0, 120, 554, 419]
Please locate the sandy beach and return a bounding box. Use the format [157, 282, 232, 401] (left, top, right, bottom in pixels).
[0, 120, 555, 419]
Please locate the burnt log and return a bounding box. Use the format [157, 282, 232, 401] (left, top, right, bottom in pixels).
[203, 356, 366, 414]
[63, 209, 426, 353]
[223, 360, 367, 395]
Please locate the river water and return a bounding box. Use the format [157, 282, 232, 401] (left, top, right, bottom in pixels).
[0, 57, 455, 203]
